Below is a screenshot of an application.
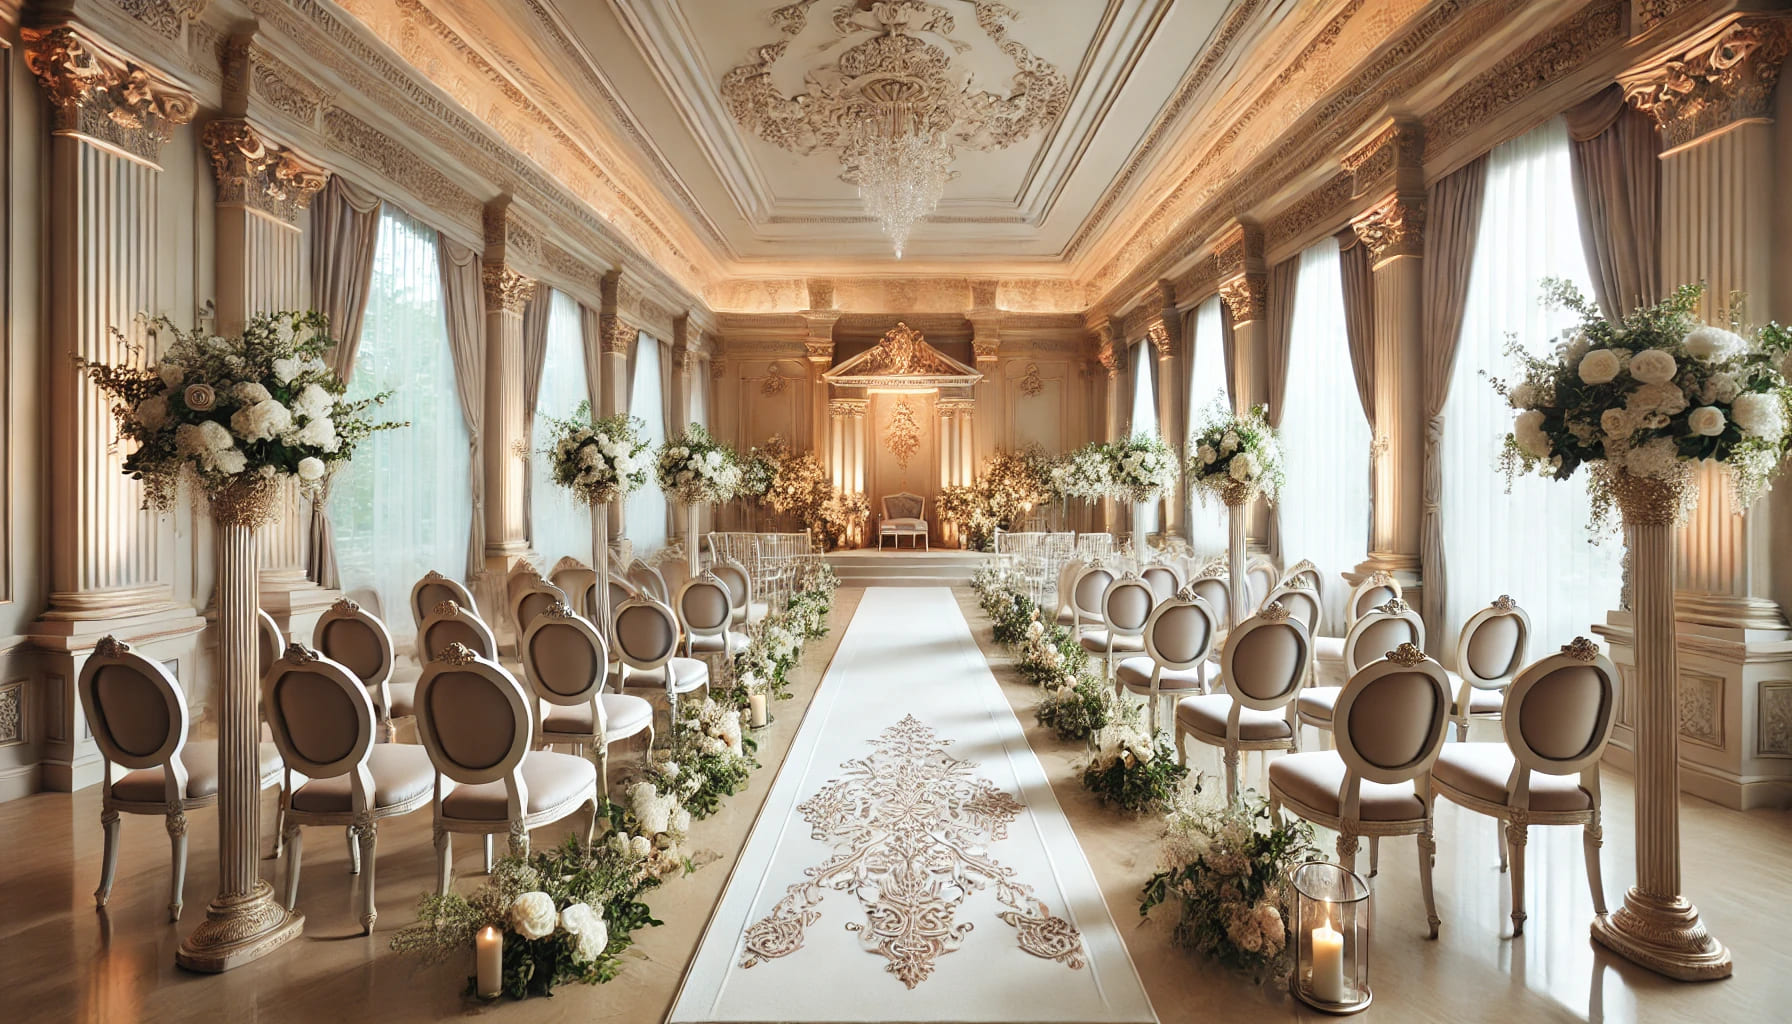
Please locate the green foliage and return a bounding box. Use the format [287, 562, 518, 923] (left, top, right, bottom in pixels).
[1080, 732, 1188, 814]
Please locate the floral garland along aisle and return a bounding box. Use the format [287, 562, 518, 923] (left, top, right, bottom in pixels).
[392, 562, 841, 998]
[80, 310, 403, 969]
[1494, 281, 1792, 980]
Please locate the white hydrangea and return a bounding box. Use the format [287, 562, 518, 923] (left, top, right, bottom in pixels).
[271, 356, 302, 384]
[1683, 325, 1744, 361]
[291, 383, 333, 422]
[1513, 410, 1551, 457]
[158, 362, 186, 388]
[1732, 392, 1785, 441]
[558, 902, 608, 962]
[198, 419, 233, 451]
[232, 381, 272, 405]
[286, 415, 339, 452]
[135, 395, 169, 431]
[230, 398, 292, 442]
[1627, 382, 1687, 417]
[211, 447, 248, 475]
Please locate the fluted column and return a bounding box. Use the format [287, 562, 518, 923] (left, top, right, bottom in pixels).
[1149, 306, 1183, 537]
[828, 400, 850, 488]
[480, 263, 534, 571]
[969, 293, 1002, 464]
[802, 309, 840, 459]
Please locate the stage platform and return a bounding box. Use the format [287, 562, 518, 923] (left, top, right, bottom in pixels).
[824, 548, 986, 588]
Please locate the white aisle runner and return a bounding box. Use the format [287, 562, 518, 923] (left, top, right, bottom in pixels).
[669, 588, 1158, 1024]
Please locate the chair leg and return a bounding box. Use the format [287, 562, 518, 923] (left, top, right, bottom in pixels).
[346, 825, 360, 875]
[1175, 723, 1186, 768]
[508, 822, 529, 860]
[1506, 818, 1529, 936]
[355, 818, 378, 935]
[582, 799, 599, 851]
[1584, 810, 1608, 917]
[95, 808, 121, 909]
[434, 827, 452, 896]
[1369, 836, 1381, 877]
[283, 822, 305, 912]
[1497, 817, 1509, 872]
[1418, 816, 1441, 939]
[482, 834, 494, 874]
[1336, 829, 1358, 875]
[1454, 717, 1468, 743]
[597, 744, 611, 802]
[1223, 748, 1240, 804]
[166, 809, 189, 923]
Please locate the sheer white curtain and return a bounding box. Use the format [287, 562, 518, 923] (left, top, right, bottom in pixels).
[625, 332, 669, 553]
[1442, 118, 1622, 656]
[1278, 242, 1370, 628]
[1129, 340, 1162, 534]
[332, 208, 471, 630]
[1186, 296, 1228, 556]
[690, 356, 709, 430]
[531, 289, 592, 567]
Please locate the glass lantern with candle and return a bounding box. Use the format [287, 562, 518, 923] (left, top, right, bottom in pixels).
[1291, 861, 1371, 1013]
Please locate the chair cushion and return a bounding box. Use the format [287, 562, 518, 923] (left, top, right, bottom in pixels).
[624, 657, 710, 694]
[1175, 694, 1293, 741]
[689, 631, 750, 654]
[289, 744, 437, 813]
[386, 681, 416, 718]
[440, 750, 597, 820]
[1268, 751, 1426, 822]
[1432, 743, 1593, 812]
[113, 740, 282, 802]
[1313, 636, 1346, 663]
[1296, 686, 1341, 722]
[1079, 630, 1146, 655]
[542, 695, 655, 741]
[1116, 657, 1205, 694]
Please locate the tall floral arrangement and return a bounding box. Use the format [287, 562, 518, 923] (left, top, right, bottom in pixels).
[1107, 433, 1180, 503]
[77, 310, 402, 509]
[748, 435, 864, 549]
[543, 403, 650, 506]
[1496, 281, 1792, 529]
[656, 423, 742, 504]
[1187, 403, 1283, 504]
[1049, 442, 1114, 501]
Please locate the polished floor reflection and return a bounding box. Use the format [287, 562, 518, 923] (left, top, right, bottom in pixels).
[0, 586, 1787, 1024]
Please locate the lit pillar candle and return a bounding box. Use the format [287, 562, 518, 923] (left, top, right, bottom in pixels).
[749, 691, 768, 729]
[1311, 907, 1345, 1003]
[476, 925, 503, 997]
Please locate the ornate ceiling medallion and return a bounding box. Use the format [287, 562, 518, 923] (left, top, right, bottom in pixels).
[721, 1, 1069, 257]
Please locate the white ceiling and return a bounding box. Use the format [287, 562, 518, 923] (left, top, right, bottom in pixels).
[449, 0, 1249, 269]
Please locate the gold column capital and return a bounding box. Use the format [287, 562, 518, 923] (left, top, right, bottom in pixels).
[1623, 17, 1792, 153]
[1350, 192, 1427, 267]
[1218, 273, 1268, 326]
[23, 24, 197, 163]
[480, 264, 535, 315]
[201, 119, 328, 223]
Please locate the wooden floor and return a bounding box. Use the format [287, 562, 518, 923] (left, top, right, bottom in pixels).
[1, 586, 1789, 1023]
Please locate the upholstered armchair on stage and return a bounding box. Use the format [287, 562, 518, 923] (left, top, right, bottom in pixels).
[878, 492, 929, 550]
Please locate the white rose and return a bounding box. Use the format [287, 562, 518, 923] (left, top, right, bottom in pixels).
[1682, 325, 1744, 362]
[271, 356, 302, 384]
[198, 419, 234, 451]
[296, 456, 326, 481]
[135, 395, 169, 431]
[1600, 407, 1632, 439]
[558, 902, 608, 962]
[230, 399, 292, 442]
[291, 383, 333, 422]
[1732, 392, 1785, 441]
[232, 381, 271, 405]
[1630, 349, 1678, 385]
[1513, 410, 1551, 457]
[1578, 349, 1621, 385]
[287, 415, 338, 451]
[1687, 406, 1727, 437]
[507, 891, 558, 940]
[1198, 445, 1216, 465]
[212, 447, 248, 475]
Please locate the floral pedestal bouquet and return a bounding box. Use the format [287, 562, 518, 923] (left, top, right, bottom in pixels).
[1495, 281, 1792, 981]
[1188, 404, 1283, 628]
[544, 405, 648, 635]
[1107, 433, 1180, 558]
[657, 424, 742, 575]
[80, 310, 401, 971]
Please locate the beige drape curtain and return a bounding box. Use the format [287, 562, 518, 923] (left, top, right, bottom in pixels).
[1121, 340, 1140, 437]
[1219, 303, 1237, 412]
[578, 302, 604, 413]
[1262, 256, 1299, 563]
[1418, 155, 1489, 647]
[437, 235, 488, 580]
[519, 288, 554, 545]
[1565, 85, 1660, 320]
[1337, 230, 1377, 427]
[305, 177, 382, 589]
[656, 336, 679, 539]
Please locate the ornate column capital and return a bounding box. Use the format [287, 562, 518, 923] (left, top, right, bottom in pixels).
[805, 278, 836, 311]
[1218, 273, 1267, 325]
[1210, 221, 1265, 284]
[1343, 117, 1425, 199]
[1623, 17, 1791, 153]
[969, 278, 1000, 311]
[201, 119, 328, 224]
[801, 310, 840, 366]
[939, 397, 977, 414]
[1146, 320, 1174, 362]
[481, 264, 535, 315]
[1093, 322, 1124, 379]
[969, 310, 1002, 363]
[1350, 192, 1427, 266]
[598, 314, 633, 355]
[23, 24, 198, 163]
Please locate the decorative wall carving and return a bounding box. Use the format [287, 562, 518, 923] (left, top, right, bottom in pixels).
[1623, 18, 1792, 152]
[1018, 363, 1044, 397]
[1678, 671, 1723, 747]
[806, 278, 835, 310]
[1350, 193, 1426, 264]
[1219, 274, 1267, 325]
[320, 107, 484, 230]
[884, 398, 922, 471]
[1760, 682, 1792, 758]
[1264, 172, 1355, 256]
[22, 25, 199, 162]
[200, 120, 329, 223]
[1211, 222, 1264, 282]
[481, 265, 535, 314]
[599, 315, 634, 355]
[0, 681, 22, 747]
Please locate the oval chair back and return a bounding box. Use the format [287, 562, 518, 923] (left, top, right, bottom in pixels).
[1279, 559, 1327, 606]
[1145, 595, 1219, 673]
[418, 600, 498, 664]
[1261, 583, 1323, 638]
[675, 573, 734, 656]
[1221, 607, 1312, 712]
[1140, 563, 1182, 603]
[611, 596, 681, 674]
[410, 571, 478, 639]
[1342, 601, 1425, 677]
[511, 578, 568, 641]
[1101, 576, 1156, 638]
[1332, 648, 1451, 818]
[1345, 571, 1403, 631]
[548, 558, 596, 602]
[1188, 574, 1230, 635]
[626, 559, 669, 605]
[1504, 642, 1618, 790]
[520, 604, 610, 724]
[261, 644, 376, 798]
[78, 638, 191, 800]
[414, 646, 533, 796]
[1245, 555, 1279, 611]
[1054, 558, 1086, 618]
[313, 597, 396, 730]
[258, 608, 283, 683]
[1450, 596, 1532, 739]
[1070, 565, 1115, 634]
[711, 558, 754, 623]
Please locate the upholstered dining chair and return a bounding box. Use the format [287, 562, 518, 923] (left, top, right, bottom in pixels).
[409, 570, 479, 642]
[262, 643, 436, 934]
[711, 557, 767, 626]
[1068, 563, 1117, 640]
[1140, 563, 1183, 604]
[1269, 645, 1450, 934]
[1175, 604, 1310, 801]
[676, 572, 749, 660]
[1447, 596, 1532, 741]
[879, 492, 928, 549]
[1187, 569, 1231, 635]
[1261, 581, 1324, 640]
[415, 644, 600, 894]
[625, 558, 670, 606]
[1278, 558, 1327, 607]
[1081, 573, 1153, 682]
[313, 597, 401, 742]
[1298, 600, 1425, 747]
[417, 600, 498, 664]
[521, 603, 654, 797]
[1052, 558, 1087, 628]
[258, 608, 283, 683]
[1313, 571, 1403, 680]
[1431, 637, 1617, 937]
[1118, 593, 1219, 734]
[548, 557, 596, 606]
[510, 576, 568, 644]
[1244, 555, 1280, 612]
[80, 637, 283, 921]
[612, 595, 711, 727]
[503, 562, 546, 635]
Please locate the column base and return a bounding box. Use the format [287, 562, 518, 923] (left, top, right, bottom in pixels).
[1591, 889, 1732, 981]
[175, 880, 304, 973]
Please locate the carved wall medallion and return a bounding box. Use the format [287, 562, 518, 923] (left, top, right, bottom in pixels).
[1624, 18, 1792, 152]
[1018, 363, 1044, 397]
[1677, 671, 1723, 747]
[885, 398, 922, 471]
[740, 715, 1084, 987]
[201, 119, 329, 224]
[759, 372, 789, 397]
[23, 25, 199, 162]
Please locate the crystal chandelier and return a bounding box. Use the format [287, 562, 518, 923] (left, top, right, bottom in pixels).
[845, 100, 953, 259]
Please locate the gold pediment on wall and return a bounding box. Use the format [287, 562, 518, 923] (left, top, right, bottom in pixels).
[823, 322, 983, 389]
